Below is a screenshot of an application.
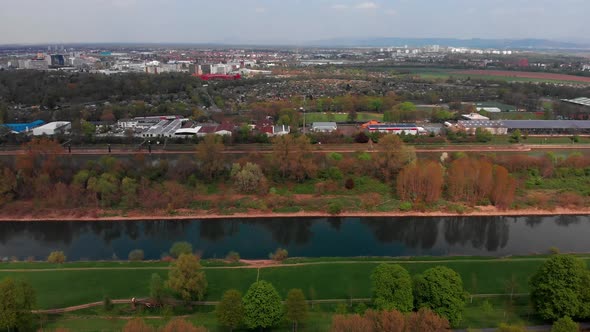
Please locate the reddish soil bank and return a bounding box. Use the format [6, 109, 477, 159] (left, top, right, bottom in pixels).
[453, 70, 590, 83]
[0, 207, 588, 222]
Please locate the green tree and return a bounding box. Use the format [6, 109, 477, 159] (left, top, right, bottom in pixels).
[47, 251, 66, 264]
[285, 289, 308, 331]
[399, 102, 417, 112]
[197, 134, 225, 181]
[150, 273, 165, 304]
[551, 316, 579, 332]
[475, 128, 492, 143]
[217, 289, 244, 332]
[509, 129, 522, 143]
[413, 266, 466, 326]
[230, 162, 266, 194]
[0, 278, 36, 331]
[243, 280, 283, 329]
[530, 254, 589, 320]
[371, 264, 413, 312]
[166, 253, 207, 302]
[348, 109, 358, 122]
[120, 177, 139, 209]
[170, 241, 193, 258]
[81, 120, 96, 138]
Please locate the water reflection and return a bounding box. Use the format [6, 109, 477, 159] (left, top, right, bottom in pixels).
[443, 217, 509, 251]
[0, 216, 588, 260]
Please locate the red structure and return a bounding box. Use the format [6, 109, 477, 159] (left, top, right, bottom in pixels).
[518, 58, 529, 68]
[194, 74, 241, 81]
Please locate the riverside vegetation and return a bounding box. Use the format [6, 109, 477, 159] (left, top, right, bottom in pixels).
[0, 136, 589, 218]
[0, 251, 588, 331]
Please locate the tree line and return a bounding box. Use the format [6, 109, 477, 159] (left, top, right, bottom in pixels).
[3, 135, 590, 215]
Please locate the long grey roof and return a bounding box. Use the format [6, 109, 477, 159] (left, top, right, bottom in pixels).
[502, 120, 590, 129]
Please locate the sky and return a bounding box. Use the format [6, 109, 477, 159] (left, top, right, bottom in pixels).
[0, 0, 589, 45]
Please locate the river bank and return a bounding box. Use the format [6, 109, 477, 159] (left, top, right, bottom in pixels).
[0, 206, 589, 222]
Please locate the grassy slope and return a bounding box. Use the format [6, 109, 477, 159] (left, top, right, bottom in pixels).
[3, 257, 590, 309]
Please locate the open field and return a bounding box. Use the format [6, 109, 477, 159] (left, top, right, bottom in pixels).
[300, 112, 383, 124]
[2, 256, 590, 310]
[407, 67, 590, 84]
[4, 256, 584, 330]
[455, 70, 590, 83]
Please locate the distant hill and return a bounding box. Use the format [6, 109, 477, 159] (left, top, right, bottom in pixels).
[310, 37, 588, 49]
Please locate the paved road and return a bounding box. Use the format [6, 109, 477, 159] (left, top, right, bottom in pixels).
[0, 144, 589, 156]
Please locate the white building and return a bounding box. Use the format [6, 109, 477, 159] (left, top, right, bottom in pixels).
[311, 122, 338, 133]
[32, 121, 71, 136]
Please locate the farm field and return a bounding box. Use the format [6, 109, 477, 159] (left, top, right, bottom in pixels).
[2, 256, 589, 310]
[407, 67, 590, 84]
[455, 70, 590, 83]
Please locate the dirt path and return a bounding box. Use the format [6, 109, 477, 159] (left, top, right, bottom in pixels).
[1, 256, 578, 273]
[1, 206, 589, 222]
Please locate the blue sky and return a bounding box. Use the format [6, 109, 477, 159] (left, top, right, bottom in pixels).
[0, 0, 588, 44]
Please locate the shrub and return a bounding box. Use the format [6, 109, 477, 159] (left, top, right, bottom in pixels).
[355, 132, 370, 143]
[399, 202, 412, 212]
[551, 316, 579, 332]
[226, 251, 241, 263]
[345, 178, 355, 190]
[269, 248, 288, 261]
[328, 201, 343, 215]
[170, 241, 193, 258]
[128, 249, 144, 261]
[103, 296, 114, 312]
[47, 251, 66, 264]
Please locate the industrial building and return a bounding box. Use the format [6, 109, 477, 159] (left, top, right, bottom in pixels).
[502, 120, 590, 135]
[458, 120, 590, 135]
[367, 123, 427, 135]
[311, 122, 338, 133]
[457, 120, 508, 135]
[562, 97, 590, 108]
[32, 121, 71, 136]
[1, 120, 45, 133]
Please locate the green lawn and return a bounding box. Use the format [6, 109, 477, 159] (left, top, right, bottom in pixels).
[416, 71, 590, 85]
[301, 112, 383, 124]
[3, 257, 589, 310]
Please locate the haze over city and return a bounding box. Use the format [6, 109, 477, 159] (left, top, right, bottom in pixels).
[1, 0, 589, 45]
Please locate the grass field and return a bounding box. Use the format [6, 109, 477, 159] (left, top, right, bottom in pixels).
[3, 256, 590, 310]
[398, 67, 590, 85]
[301, 112, 383, 124]
[4, 256, 587, 330]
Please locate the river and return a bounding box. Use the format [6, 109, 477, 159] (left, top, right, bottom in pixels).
[0, 216, 588, 260]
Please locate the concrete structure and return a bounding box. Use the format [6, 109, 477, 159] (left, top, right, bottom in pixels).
[32, 121, 71, 136]
[462, 113, 490, 121]
[367, 123, 427, 135]
[457, 120, 508, 135]
[562, 97, 590, 108]
[502, 120, 590, 135]
[311, 122, 338, 133]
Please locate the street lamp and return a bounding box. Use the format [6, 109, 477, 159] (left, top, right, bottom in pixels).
[300, 106, 306, 134]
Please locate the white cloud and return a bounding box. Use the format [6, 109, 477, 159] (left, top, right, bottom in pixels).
[331, 4, 349, 10]
[254, 7, 267, 13]
[384, 9, 397, 16]
[356, 2, 378, 9]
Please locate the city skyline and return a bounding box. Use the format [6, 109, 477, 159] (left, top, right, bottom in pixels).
[0, 0, 589, 45]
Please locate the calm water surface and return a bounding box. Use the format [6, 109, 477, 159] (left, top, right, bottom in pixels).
[0, 216, 588, 260]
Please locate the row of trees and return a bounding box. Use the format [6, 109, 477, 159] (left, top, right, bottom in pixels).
[371, 264, 466, 326]
[4, 136, 589, 213]
[215, 281, 307, 331]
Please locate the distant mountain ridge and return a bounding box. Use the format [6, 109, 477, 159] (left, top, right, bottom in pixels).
[310, 37, 589, 49]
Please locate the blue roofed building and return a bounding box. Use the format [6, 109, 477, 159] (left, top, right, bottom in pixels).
[1, 120, 45, 133]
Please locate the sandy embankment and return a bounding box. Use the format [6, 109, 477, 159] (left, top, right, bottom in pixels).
[0, 206, 588, 222]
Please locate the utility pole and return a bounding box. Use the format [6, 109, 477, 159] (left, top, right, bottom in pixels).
[301, 95, 307, 134]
